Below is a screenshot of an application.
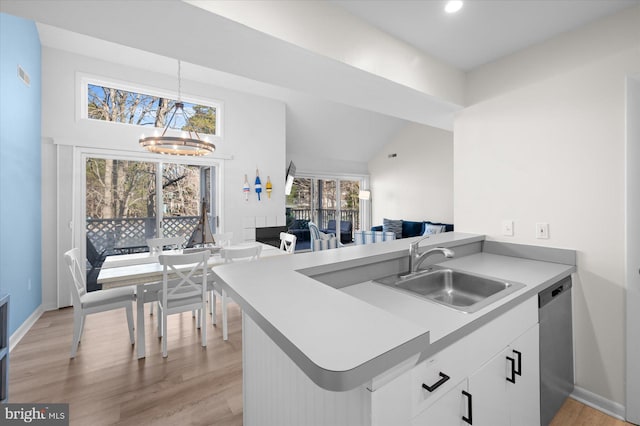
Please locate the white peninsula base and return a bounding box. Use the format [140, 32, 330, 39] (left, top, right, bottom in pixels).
[242, 313, 372, 426]
[241, 296, 540, 426]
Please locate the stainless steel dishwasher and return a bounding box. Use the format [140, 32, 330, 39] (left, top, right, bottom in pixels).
[539, 275, 574, 426]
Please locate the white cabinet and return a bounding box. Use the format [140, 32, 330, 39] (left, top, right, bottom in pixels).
[468, 346, 511, 426]
[412, 380, 468, 426]
[243, 297, 540, 426]
[468, 324, 540, 426]
[506, 324, 540, 426]
[412, 324, 540, 426]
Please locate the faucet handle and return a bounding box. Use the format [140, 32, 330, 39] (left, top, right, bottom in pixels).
[409, 235, 430, 253]
[412, 235, 430, 246]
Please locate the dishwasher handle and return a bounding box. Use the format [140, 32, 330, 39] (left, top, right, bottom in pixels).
[539, 276, 572, 309]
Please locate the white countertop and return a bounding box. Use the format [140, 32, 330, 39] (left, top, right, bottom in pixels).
[212, 232, 575, 391]
[342, 252, 575, 343]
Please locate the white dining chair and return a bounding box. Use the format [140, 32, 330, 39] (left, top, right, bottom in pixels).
[147, 235, 184, 255]
[204, 232, 233, 321]
[219, 244, 262, 341]
[157, 250, 210, 358]
[64, 248, 135, 358]
[213, 232, 233, 247]
[146, 235, 185, 316]
[279, 232, 297, 253]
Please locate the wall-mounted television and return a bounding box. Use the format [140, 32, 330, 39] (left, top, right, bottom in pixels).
[284, 161, 296, 195]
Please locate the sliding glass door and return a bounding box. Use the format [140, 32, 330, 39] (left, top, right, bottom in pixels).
[84, 154, 218, 290]
[287, 176, 363, 246]
[85, 158, 159, 257]
[161, 162, 202, 243]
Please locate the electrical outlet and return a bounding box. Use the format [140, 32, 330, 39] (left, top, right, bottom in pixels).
[502, 220, 514, 236]
[536, 223, 549, 239]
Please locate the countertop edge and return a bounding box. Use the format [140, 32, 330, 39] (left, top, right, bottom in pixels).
[214, 234, 576, 391]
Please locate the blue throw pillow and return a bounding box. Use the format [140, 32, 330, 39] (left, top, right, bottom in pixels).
[383, 218, 403, 239]
[402, 220, 424, 238]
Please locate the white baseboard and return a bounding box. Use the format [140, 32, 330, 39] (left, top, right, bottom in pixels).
[9, 305, 44, 352]
[571, 385, 626, 421]
[41, 302, 58, 312]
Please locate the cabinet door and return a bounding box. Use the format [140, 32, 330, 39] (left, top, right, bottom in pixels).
[412, 380, 468, 426]
[468, 347, 510, 426]
[507, 324, 540, 426]
[468, 324, 540, 426]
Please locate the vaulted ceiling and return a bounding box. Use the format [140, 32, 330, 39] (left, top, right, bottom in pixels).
[1, 0, 636, 173]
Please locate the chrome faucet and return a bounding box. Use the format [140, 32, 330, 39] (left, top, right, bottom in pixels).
[408, 237, 455, 274]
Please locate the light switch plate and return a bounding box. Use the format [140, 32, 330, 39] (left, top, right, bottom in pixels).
[536, 223, 549, 239]
[502, 220, 514, 236]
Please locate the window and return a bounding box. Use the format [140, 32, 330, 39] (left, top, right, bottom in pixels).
[84, 154, 219, 290]
[81, 76, 222, 137]
[286, 176, 366, 247]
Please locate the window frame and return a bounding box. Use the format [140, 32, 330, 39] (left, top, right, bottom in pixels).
[73, 146, 226, 265]
[78, 73, 224, 139]
[290, 171, 370, 237]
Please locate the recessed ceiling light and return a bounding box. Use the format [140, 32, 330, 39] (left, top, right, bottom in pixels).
[445, 0, 463, 14]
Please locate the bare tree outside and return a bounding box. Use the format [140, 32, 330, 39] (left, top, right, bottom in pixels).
[287, 178, 359, 212]
[286, 177, 360, 231]
[83, 82, 218, 292]
[85, 83, 216, 221]
[87, 84, 216, 134]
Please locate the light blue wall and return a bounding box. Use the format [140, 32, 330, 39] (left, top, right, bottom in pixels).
[0, 13, 42, 335]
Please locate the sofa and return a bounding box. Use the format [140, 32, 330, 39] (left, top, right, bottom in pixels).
[371, 219, 454, 239]
[321, 220, 353, 244]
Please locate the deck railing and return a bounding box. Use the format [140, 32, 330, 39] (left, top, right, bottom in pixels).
[86, 216, 199, 255]
[288, 208, 360, 239]
[88, 210, 361, 253]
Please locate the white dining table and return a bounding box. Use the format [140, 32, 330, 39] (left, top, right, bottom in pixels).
[97, 243, 286, 359]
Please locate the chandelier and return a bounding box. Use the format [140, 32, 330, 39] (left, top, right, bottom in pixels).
[139, 60, 215, 156]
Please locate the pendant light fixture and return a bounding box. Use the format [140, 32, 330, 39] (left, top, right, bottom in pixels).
[139, 60, 215, 156]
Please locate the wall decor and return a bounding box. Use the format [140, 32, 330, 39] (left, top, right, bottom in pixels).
[266, 176, 273, 199]
[243, 174, 250, 201]
[255, 169, 262, 201]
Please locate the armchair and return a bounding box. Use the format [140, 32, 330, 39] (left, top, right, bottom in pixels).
[309, 222, 339, 251]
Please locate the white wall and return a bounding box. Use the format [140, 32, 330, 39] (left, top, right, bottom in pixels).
[625, 74, 640, 423]
[40, 47, 286, 308]
[187, 0, 465, 106]
[455, 6, 640, 409]
[368, 122, 453, 226]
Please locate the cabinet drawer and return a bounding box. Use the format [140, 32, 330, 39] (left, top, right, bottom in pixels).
[411, 346, 466, 413]
[411, 379, 468, 426]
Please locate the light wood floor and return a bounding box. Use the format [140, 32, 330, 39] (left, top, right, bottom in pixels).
[9, 302, 634, 425]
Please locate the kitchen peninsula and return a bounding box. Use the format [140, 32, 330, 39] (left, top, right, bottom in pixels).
[212, 233, 576, 425]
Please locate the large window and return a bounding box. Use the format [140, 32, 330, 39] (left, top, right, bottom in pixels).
[81, 76, 222, 137]
[84, 155, 218, 290]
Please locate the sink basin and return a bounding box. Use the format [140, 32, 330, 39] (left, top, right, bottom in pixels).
[374, 269, 525, 313]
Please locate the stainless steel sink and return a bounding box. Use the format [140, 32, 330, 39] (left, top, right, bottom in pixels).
[374, 268, 525, 313]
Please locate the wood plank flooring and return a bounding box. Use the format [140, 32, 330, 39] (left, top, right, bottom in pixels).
[8, 302, 635, 425]
[9, 303, 245, 425]
[550, 398, 635, 426]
